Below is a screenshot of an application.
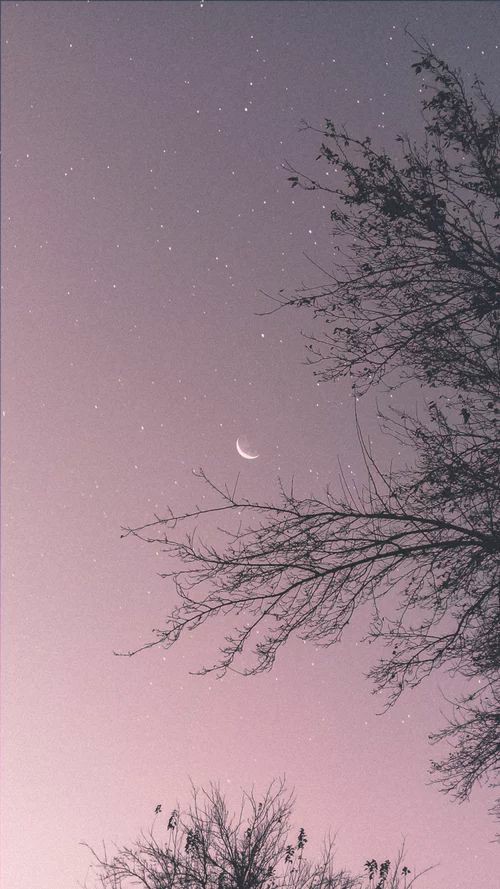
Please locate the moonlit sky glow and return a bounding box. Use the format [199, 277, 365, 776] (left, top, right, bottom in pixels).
[2, 3, 499, 888]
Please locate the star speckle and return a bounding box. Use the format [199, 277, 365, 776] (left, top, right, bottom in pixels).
[3, 4, 497, 889]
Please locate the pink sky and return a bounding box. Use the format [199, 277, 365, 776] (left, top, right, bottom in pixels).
[2, 3, 499, 888]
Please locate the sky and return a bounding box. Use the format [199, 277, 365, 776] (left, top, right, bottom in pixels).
[2, 2, 499, 888]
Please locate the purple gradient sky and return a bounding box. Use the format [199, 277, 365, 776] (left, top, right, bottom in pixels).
[2, 2, 499, 888]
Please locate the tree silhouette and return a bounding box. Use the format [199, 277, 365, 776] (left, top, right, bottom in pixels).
[278, 41, 499, 402]
[84, 780, 428, 889]
[121, 44, 499, 817]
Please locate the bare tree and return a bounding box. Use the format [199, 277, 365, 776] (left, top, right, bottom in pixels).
[121, 46, 500, 816]
[84, 781, 428, 889]
[120, 407, 498, 811]
[277, 39, 499, 405]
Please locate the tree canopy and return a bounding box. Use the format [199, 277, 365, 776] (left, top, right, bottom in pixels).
[122, 45, 500, 819]
[85, 780, 427, 889]
[280, 45, 499, 401]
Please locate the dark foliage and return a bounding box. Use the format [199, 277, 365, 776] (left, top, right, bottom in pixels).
[84, 781, 427, 889]
[279, 45, 499, 400]
[122, 44, 500, 819]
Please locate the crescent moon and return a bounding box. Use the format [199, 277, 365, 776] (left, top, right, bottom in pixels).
[236, 438, 259, 460]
